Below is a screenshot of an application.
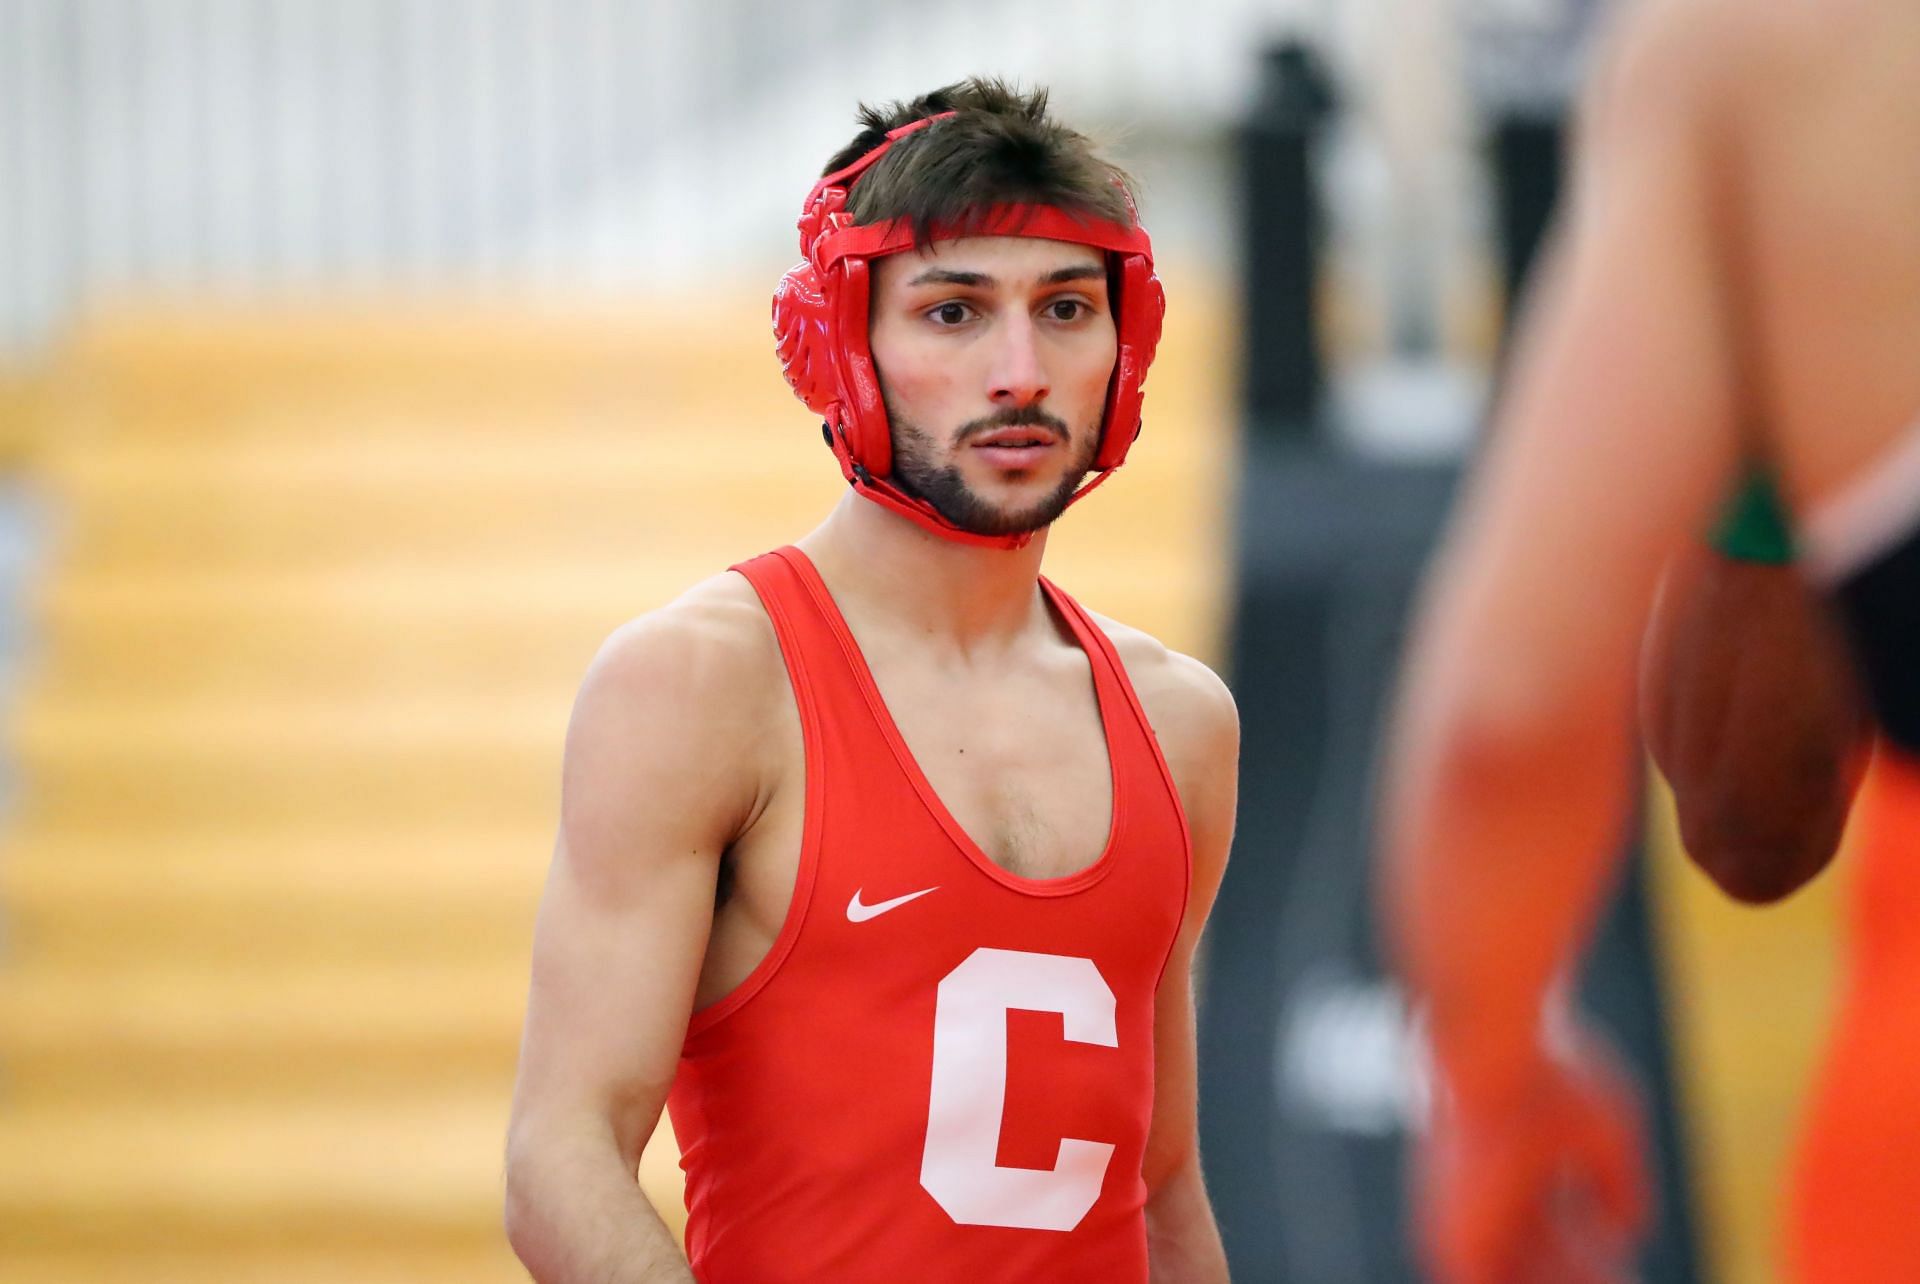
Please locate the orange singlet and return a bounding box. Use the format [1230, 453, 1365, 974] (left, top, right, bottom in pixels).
[1787, 427, 1920, 1282]
[1786, 748, 1920, 1282]
[666, 548, 1191, 1284]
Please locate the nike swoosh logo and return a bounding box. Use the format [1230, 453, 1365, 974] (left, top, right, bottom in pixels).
[846, 885, 940, 923]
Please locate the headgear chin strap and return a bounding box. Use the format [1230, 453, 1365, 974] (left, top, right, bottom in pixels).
[772, 113, 1166, 550]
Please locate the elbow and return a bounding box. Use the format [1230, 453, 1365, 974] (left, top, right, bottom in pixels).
[503, 1134, 554, 1276]
[502, 1160, 536, 1268]
[1141, 1141, 1198, 1204]
[503, 1164, 530, 1251]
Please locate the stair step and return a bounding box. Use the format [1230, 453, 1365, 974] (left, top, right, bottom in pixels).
[1, 828, 548, 968]
[13, 691, 570, 746]
[8, 693, 563, 830]
[1, 827, 552, 895]
[3, 1243, 529, 1282]
[0, 959, 527, 1098]
[48, 302, 795, 443]
[33, 589, 623, 702]
[0, 875, 541, 968]
[0, 1085, 687, 1250]
[3, 1243, 533, 1284]
[42, 432, 846, 575]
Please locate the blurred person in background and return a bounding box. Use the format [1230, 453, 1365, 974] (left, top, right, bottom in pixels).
[502, 79, 1236, 1283]
[1377, 0, 1920, 1279]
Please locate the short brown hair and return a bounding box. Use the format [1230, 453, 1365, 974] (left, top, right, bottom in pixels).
[823, 78, 1137, 246]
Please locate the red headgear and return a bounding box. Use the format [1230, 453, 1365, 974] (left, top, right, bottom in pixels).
[772, 113, 1166, 549]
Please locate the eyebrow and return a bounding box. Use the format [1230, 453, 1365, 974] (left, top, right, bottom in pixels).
[904, 263, 1107, 289]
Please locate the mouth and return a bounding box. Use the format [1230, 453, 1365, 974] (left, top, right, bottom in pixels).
[972, 444, 1054, 470]
[969, 426, 1061, 469]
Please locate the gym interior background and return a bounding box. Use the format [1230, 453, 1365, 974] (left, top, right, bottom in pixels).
[0, 2, 1845, 1280]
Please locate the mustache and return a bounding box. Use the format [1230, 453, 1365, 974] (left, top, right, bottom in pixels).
[955, 406, 1072, 444]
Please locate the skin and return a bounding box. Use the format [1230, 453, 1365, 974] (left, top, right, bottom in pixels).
[1379, 1, 1920, 1281]
[1639, 546, 1869, 904]
[504, 233, 1237, 1283]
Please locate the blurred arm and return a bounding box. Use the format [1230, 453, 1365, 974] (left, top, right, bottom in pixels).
[504, 605, 765, 1284]
[1135, 650, 1240, 1283]
[1640, 541, 1870, 903]
[1379, 3, 1743, 1115]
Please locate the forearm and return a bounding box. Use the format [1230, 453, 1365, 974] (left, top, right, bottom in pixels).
[1145, 1155, 1229, 1282]
[505, 1134, 693, 1284]
[1383, 684, 1638, 1115]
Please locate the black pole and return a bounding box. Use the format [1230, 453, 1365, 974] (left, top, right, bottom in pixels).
[1239, 41, 1336, 440]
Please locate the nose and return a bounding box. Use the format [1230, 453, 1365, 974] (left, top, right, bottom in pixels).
[987, 312, 1050, 409]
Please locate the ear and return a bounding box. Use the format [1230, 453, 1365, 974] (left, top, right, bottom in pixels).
[772, 260, 839, 419]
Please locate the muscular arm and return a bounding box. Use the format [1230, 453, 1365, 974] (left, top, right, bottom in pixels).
[504, 594, 769, 1283]
[1380, 0, 1744, 1132]
[1641, 542, 1869, 903]
[1128, 644, 1240, 1283]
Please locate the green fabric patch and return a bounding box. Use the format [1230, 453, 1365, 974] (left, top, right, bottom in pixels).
[1711, 466, 1795, 564]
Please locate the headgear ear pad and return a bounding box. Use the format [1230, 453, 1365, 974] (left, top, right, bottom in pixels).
[773, 116, 1164, 487]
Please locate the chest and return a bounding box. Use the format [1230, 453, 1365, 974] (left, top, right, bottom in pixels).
[874, 655, 1115, 881]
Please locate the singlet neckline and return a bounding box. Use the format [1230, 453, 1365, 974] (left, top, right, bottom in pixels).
[776, 546, 1125, 897]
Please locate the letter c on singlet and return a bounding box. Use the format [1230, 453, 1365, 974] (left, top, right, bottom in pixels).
[920, 947, 1118, 1231]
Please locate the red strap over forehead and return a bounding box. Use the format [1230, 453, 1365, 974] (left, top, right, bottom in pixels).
[813, 204, 1153, 271]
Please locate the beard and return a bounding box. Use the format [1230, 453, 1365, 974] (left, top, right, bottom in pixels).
[884, 400, 1100, 538]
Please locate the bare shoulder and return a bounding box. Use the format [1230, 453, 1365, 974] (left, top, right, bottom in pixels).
[1579, 0, 1732, 135]
[561, 571, 786, 879]
[1586, 0, 1858, 122]
[582, 570, 778, 699]
[1706, 0, 1894, 59]
[1082, 611, 1239, 770]
[1714, 0, 1910, 105]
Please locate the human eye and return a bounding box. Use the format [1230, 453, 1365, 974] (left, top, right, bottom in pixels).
[1044, 297, 1094, 323]
[926, 301, 977, 326]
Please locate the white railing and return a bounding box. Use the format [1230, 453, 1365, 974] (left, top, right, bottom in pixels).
[0, 0, 1347, 358]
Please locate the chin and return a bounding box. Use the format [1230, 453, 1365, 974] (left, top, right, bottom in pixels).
[893, 450, 1091, 538]
[973, 484, 1063, 520]
[968, 485, 1081, 537]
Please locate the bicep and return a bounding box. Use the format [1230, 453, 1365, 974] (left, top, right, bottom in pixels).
[513, 828, 719, 1163]
[509, 627, 756, 1166]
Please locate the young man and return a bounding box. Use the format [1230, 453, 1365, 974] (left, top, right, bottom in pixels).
[503, 80, 1237, 1284]
[1377, 1, 1920, 1281]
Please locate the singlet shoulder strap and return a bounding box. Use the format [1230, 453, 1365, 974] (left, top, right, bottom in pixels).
[687, 549, 832, 1038]
[728, 547, 840, 679]
[1039, 577, 1195, 993]
[1039, 577, 1192, 836]
[727, 545, 877, 746]
[1801, 422, 1920, 583]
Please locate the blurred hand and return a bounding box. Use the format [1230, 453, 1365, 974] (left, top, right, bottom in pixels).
[1415, 1029, 1651, 1284]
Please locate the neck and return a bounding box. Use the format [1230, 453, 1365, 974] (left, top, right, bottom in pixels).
[799, 490, 1052, 651]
